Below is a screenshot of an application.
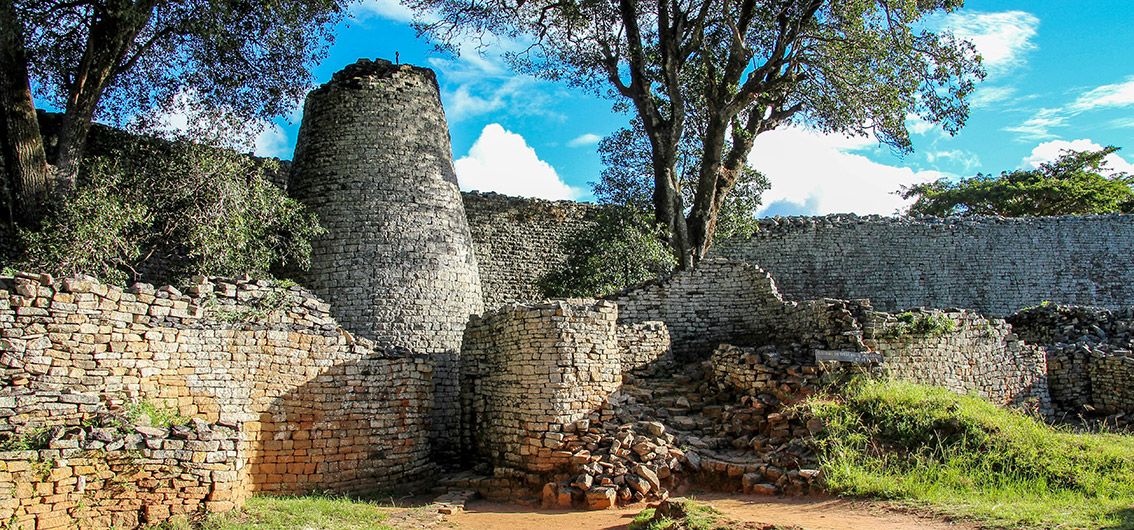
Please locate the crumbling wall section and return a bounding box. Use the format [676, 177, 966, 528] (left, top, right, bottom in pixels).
[863, 310, 1050, 410]
[0, 272, 435, 505]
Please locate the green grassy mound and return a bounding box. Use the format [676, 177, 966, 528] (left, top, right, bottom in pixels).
[807, 380, 1134, 528]
[154, 496, 396, 530]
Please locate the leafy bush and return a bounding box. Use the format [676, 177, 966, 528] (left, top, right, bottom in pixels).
[539, 207, 675, 298]
[14, 139, 323, 284]
[880, 312, 958, 338]
[808, 380, 1134, 528]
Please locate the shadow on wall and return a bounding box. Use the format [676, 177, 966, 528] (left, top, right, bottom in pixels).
[247, 351, 436, 495]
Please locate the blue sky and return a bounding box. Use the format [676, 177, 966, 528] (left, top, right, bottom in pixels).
[248, 0, 1134, 216]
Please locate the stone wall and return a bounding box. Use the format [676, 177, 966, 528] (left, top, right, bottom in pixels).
[717, 214, 1134, 316]
[460, 300, 620, 475]
[288, 59, 483, 460]
[616, 322, 672, 375]
[1009, 304, 1134, 415]
[0, 272, 435, 504]
[462, 192, 601, 310]
[0, 415, 244, 529]
[611, 258, 1051, 410]
[862, 310, 1050, 410]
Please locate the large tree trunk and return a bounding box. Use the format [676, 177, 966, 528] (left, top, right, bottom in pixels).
[0, 0, 50, 225]
[687, 111, 732, 264]
[54, 0, 155, 193]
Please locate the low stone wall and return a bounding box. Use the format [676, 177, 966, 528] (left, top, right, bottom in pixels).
[0, 272, 435, 510]
[1009, 304, 1134, 415]
[863, 310, 1050, 410]
[460, 300, 620, 475]
[0, 420, 244, 529]
[617, 322, 672, 375]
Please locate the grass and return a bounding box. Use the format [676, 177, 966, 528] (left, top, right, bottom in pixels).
[152, 496, 396, 530]
[123, 400, 191, 428]
[807, 379, 1134, 528]
[630, 499, 731, 530]
[880, 312, 959, 338]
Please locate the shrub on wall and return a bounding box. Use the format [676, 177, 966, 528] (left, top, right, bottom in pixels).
[539, 207, 675, 298]
[15, 139, 324, 284]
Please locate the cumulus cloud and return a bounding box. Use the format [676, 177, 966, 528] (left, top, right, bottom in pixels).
[568, 133, 602, 148]
[749, 128, 952, 217]
[455, 123, 583, 200]
[1071, 76, 1134, 112]
[1022, 139, 1134, 175]
[933, 11, 1039, 76]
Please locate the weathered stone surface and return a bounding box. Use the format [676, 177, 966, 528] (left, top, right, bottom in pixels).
[289, 58, 483, 460]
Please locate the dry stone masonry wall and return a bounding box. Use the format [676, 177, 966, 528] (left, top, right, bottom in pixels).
[460, 300, 621, 476]
[288, 59, 484, 460]
[0, 272, 435, 528]
[717, 214, 1134, 316]
[462, 192, 601, 310]
[862, 310, 1050, 410]
[1009, 304, 1134, 416]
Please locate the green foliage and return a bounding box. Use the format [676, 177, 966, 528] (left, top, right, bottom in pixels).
[902, 147, 1134, 217]
[593, 119, 770, 246]
[539, 208, 676, 298]
[808, 379, 1134, 528]
[881, 312, 959, 338]
[0, 426, 53, 451]
[207, 286, 295, 323]
[185, 495, 395, 530]
[14, 139, 324, 284]
[630, 500, 748, 530]
[122, 400, 190, 428]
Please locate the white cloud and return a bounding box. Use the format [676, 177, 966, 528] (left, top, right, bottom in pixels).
[749, 127, 952, 217]
[905, 114, 936, 136]
[1071, 76, 1134, 112]
[253, 124, 291, 158]
[567, 133, 602, 148]
[454, 124, 583, 200]
[926, 149, 981, 173]
[1023, 139, 1134, 175]
[352, 0, 414, 23]
[969, 85, 1018, 108]
[934, 11, 1039, 76]
[1003, 108, 1066, 140]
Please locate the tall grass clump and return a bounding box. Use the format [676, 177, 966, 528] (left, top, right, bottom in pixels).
[808, 379, 1134, 528]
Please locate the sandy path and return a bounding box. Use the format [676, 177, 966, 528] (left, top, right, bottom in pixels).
[448, 494, 976, 530]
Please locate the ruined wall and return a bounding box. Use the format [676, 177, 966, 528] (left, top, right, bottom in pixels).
[612, 259, 1051, 408]
[288, 59, 483, 459]
[616, 322, 672, 375]
[0, 273, 435, 502]
[863, 310, 1050, 410]
[717, 214, 1134, 316]
[1009, 304, 1134, 415]
[0, 416, 244, 530]
[460, 301, 620, 475]
[462, 192, 601, 310]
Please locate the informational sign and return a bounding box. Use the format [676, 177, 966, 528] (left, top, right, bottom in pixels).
[814, 350, 883, 364]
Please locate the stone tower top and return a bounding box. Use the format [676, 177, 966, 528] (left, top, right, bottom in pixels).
[314, 58, 440, 92]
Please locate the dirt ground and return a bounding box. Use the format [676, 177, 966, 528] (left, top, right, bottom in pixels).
[446, 493, 977, 530]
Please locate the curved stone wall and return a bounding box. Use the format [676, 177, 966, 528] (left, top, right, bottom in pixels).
[289, 59, 484, 459]
[716, 214, 1134, 316]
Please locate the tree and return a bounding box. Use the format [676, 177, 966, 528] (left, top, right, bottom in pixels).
[0, 0, 347, 224]
[900, 147, 1134, 217]
[410, 0, 984, 268]
[593, 118, 769, 244]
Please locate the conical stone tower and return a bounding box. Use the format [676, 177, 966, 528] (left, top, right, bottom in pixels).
[288, 58, 484, 461]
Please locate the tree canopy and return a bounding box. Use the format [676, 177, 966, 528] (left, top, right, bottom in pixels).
[900, 147, 1134, 217]
[410, 0, 985, 268]
[0, 0, 348, 224]
[593, 118, 769, 244]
